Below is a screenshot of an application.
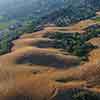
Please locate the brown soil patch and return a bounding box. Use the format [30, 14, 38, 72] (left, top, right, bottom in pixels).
[12, 38, 55, 51]
[96, 12, 100, 16]
[87, 37, 100, 47]
[88, 48, 100, 64]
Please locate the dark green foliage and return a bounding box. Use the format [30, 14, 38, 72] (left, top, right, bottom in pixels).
[85, 27, 100, 40]
[53, 89, 100, 100]
[22, 21, 36, 33]
[49, 32, 97, 60]
[39, 5, 96, 26]
[0, 33, 12, 54]
[0, 21, 36, 55]
[73, 91, 100, 100]
[72, 43, 96, 57]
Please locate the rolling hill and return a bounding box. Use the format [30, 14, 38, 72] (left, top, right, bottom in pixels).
[0, 12, 100, 100]
[0, 0, 100, 100]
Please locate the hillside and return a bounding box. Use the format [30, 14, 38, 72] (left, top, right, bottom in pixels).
[0, 11, 100, 100]
[0, 0, 100, 24]
[0, 0, 100, 43]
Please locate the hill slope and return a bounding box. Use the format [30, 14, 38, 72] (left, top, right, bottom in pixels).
[0, 13, 100, 100]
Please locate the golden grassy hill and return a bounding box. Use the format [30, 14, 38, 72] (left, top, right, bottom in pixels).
[0, 46, 80, 68]
[12, 38, 55, 51]
[20, 30, 47, 39]
[44, 19, 96, 34]
[0, 14, 100, 99]
[88, 48, 100, 64]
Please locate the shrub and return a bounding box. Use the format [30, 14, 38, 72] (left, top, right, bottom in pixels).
[73, 91, 100, 100]
[0, 21, 36, 55]
[49, 32, 97, 61]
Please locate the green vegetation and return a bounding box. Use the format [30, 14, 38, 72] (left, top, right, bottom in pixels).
[22, 21, 37, 33]
[93, 17, 100, 23]
[0, 20, 17, 30]
[0, 20, 36, 55]
[49, 30, 98, 61]
[0, 31, 22, 55]
[0, 33, 11, 54]
[73, 91, 100, 100]
[85, 25, 100, 39]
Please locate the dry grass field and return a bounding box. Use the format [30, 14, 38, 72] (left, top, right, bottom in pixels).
[0, 13, 100, 100]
